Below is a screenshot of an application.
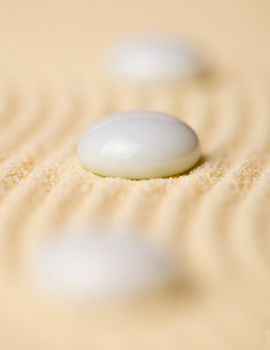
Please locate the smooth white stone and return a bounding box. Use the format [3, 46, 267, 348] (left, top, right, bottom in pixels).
[78, 111, 200, 179]
[106, 36, 203, 85]
[29, 230, 177, 301]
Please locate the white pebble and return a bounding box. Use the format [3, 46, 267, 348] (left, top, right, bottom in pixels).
[78, 111, 200, 179]
[29, 231, 177, 301]
[106, 36, 203, 85]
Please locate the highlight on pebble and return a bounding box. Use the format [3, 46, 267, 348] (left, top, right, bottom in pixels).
[1, 0, 270, 349]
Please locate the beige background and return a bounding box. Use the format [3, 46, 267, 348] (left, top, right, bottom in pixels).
[0, 0, 270, 349]
[1, 0, 270, 77]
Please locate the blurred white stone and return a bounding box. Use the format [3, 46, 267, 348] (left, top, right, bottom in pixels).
[106, 35, 204, 85]
[29, 229, 178, 302]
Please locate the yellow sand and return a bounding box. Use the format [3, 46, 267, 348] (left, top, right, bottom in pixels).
[0, 0, 270, 349]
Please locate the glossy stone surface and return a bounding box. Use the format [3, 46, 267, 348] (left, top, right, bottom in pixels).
[29, 230, 177, 301]
[106, 36, 203, 85]
[78, 111, 200, 179]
